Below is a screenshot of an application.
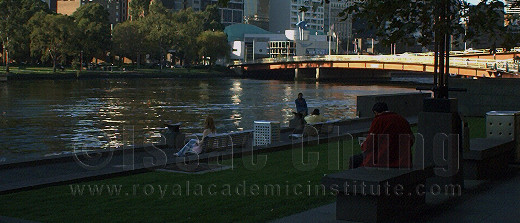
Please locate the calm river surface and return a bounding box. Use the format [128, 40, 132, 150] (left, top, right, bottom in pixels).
[0, 78, 418, 162]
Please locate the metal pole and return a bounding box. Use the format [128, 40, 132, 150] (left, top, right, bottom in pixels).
[5, 36, 9, 73]
[336, 33, 339, 54]
[328, 2, 331, 55]
[346, 35, 349, 55]
[252, 39, 255, 61]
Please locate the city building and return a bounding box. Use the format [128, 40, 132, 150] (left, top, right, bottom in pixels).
[201, 0, 244, 26]
[505, 0, 520, 31]
[243, 0, 269, 30]
[162, 0, 244, 27]
[505, 0, 520, 14]
[159, 0, 202, 11]
[42, 0, 57, 12]
[224, 24, 331, 62]
[53, 0, 128, 28]
[269, 0, 324, 34]
[324, 0, 359, 53]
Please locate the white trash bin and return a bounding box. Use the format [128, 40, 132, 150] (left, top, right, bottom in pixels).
[486, 111, 520, 163]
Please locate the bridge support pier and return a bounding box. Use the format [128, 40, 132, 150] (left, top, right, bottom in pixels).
[316, 68, 320, 81]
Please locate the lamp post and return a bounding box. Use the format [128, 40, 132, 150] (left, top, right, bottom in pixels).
[80, 50, 83, 72]
[5, 36, 9, 74]
[328, 2, 332, 55]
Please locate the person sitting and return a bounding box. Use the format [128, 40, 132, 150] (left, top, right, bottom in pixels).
[175, 116, 217, 157]
[304, 109, 327, 124]
[349, 102, 414, 169]
[289, 112, 306, 134]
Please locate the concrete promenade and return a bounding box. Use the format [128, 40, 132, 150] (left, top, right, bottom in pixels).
[0, 116, 413, 195]
[272, 167, 520, 223]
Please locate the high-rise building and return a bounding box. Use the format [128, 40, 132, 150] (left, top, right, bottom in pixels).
[42, 0, 57, 12]
[201, 0, 244, 27]
[324, 0, 352, 42]
[159, 0, 202, 11]
[162, 0, 243, 27]
[53, 0, 128, 28]
[269, 0, 324, 34]
[243, 0, 269, 30]
[505, 0, 520, 31]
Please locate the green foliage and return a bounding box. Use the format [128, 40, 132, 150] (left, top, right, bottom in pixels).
[345, 0, 511, 50]
[345, 0, 465, 47]
[72, 3, 112, 63]
[0, 0, 50, 69]
[112, 21, 147, 65]
[466, 0, 508, 51]
[141, 1, 176, 59]
[197, 30, 230, 66]
[129, 0, 151, 20]
[29, 13, 80, 72]
[172, 8, 205, 65]
[202, 4, 224, 31]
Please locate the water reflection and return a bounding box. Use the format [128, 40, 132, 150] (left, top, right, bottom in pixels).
[0, 78, 416, 161]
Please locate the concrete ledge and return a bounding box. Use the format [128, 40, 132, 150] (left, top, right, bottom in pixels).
[357, 92, 431, 118]
[322, 167, 430, 223]
[463, 138, 514, 180]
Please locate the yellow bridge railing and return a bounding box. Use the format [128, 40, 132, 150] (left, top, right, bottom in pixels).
[234, 54, 520, 74]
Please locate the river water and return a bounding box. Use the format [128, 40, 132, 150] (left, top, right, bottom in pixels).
[0, 78, 419, 162]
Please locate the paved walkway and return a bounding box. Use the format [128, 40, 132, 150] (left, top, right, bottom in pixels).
[1, 117, 415, 194]
[272, 167, 520, 223]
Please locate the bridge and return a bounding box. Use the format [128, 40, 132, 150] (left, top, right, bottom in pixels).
[230, 50, 520, 81]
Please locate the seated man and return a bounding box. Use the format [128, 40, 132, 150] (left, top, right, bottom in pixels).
[289, 112, 306, 134]
[350, 102, 414, 168]
[305, 109, 327, 124]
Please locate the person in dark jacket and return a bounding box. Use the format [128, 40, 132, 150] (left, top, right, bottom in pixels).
[295, 93, 308, 116]
[349, 102, 414, 169]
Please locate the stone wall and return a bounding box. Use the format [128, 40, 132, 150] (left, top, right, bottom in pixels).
[357, 92, 431, 118]
[451, 78, 520, 116]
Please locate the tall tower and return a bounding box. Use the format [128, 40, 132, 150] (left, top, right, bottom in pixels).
[244, 0, 269, 30]
[269, 0, 324, 34]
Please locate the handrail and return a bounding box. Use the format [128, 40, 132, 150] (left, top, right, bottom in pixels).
[233, 55, 519, 73]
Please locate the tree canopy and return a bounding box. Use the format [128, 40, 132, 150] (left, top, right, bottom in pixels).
[72, 3, 112, 63]
[344, 0, 516, 50]
[29, 12, 80, 72]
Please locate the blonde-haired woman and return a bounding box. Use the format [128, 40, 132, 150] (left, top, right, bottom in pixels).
[175, 116, 217, 157]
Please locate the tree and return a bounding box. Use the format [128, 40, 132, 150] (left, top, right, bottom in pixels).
[0, 0, 49, 72]
[72, 3, 112, 64]
[172, 8, 205, 65]
[129, 0, 151, 21]
[140, 1, 176, 70]
[29, 13, 80, 72]
[112, 21, 148, 68]
[345, 0, 509, 50]
[466, 0, 507, 52]
[202, 4, 224, 31]
[196, 30, 229, 67]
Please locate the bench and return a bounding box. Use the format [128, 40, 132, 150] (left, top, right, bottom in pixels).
[198, 130, 253, 153]
[309, 121, 335, 135]
[322, 167, 430, 223]
[463, 138, 515, 180]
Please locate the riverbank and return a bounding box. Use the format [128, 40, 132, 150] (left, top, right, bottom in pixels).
[0, 117, 485, 223]
[0, 66, 238, 80]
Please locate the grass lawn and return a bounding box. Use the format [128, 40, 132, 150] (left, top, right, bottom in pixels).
[0, 66, 227, 76]
[0, 117, 486, 223]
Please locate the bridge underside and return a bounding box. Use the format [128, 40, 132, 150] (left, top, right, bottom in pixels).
[243, 67, 393, 81]
[239, 61, 513, 80]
